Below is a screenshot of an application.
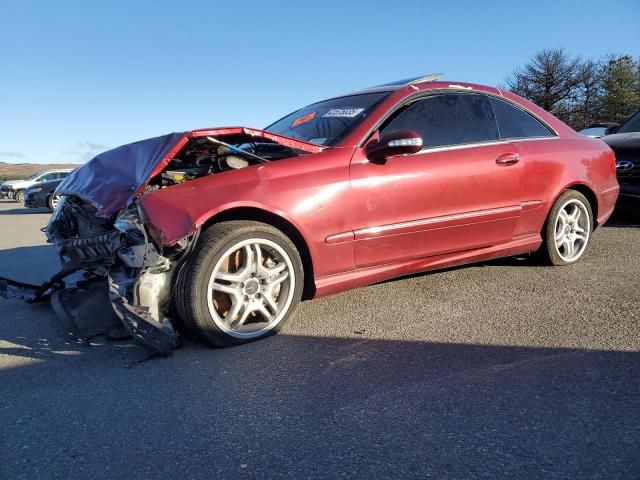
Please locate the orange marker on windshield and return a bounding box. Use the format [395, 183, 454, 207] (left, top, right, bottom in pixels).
[291, 111, 316, 128]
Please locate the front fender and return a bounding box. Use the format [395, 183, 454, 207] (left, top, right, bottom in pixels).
[137, 168, 315, 257]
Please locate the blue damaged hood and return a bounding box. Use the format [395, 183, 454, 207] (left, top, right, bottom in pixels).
[57, 132, 185, 217]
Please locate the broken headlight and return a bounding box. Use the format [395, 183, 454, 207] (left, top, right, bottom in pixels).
[114, 209, 142, 234]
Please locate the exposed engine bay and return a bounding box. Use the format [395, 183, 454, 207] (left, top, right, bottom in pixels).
[0, 129, 316, 357]
[149, 136, 303, 189]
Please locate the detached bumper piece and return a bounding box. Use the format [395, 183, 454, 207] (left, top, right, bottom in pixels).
[0, 273, 123, 343]
[0, 276, 44, 302]
[108, 268, 180, 356]
[50, 278, 123, 343]
[1, 269, 179, 356]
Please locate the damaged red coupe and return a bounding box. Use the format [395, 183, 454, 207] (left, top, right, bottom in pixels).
[33, 75, 619, 353]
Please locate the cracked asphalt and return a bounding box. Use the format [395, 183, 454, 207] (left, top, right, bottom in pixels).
[0, 198, 638, 479]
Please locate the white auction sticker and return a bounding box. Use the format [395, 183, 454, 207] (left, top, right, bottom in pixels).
[322, 108, 365, 118]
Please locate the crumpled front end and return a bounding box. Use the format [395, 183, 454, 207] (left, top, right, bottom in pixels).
[5, 126, 322, 354]
[44, 196, 188, 355]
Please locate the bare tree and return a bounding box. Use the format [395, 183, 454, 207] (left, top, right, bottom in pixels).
[569, 59, 603, 130]
[505, 49, 640, 129]
[505, 48, 585, 118]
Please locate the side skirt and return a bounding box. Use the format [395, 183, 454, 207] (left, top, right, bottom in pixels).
[313, 234, 542, 298]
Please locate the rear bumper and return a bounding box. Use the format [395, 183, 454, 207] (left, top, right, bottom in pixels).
[596, 185, 620, 228]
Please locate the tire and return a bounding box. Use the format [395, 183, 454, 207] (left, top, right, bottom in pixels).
[15, 190, 25, 204]
[174, 221, 304, 347]
[47, 193, 61, 212]
[538, 190, 593, 266]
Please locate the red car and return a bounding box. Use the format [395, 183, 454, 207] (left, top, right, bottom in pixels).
[45, 75, 619, 353]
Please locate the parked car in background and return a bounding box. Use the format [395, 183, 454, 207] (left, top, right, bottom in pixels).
[579, 122, 619, 138]
[24, 179, 63, 211]
[43, 75, 619, 354]
[601, 110, 640, 199]
[0, 169, 73, 203]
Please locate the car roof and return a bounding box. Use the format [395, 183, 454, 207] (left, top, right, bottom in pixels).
[333, 77, 575, 147]
[38, 168, 73, 173]
[340, 75, 502, 99]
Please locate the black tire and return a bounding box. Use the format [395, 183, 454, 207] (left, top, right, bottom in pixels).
[538, 190, 593, 266]
[174, 220, 304, 347]
[14, 190, 25, 204]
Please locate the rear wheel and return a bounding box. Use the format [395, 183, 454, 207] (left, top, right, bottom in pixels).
[14, 190, 25, 204]
[174, 221, 304, 347]
[539, 190, 593, 266]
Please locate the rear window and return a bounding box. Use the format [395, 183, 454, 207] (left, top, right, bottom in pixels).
[489, 98, 554, 139]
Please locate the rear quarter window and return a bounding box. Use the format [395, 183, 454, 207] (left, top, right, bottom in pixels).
[489, 97, 554, 140]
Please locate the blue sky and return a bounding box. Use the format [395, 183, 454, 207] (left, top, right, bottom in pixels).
[1, 0, 639, 164]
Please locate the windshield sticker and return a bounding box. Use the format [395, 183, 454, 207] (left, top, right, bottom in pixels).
[322, 108, 365, 118]
[291, 112, 316, 128]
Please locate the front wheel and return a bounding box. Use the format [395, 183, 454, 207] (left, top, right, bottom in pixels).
[174, 221, 304, 347]
[539, 190, 593, 266]
[47, 193, 61, 211]
[14, 190, 25, 204]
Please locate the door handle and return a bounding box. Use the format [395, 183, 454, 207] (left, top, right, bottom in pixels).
[496, 152, 520, 166]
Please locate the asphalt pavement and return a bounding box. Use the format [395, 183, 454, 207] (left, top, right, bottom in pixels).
[0, 198, 638, 479]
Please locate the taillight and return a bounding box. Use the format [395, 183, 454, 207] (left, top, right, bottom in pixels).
[609, 152, 616, 172]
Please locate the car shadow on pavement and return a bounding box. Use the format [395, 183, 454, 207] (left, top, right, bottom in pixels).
[0, 206, 49, 215]
[0, 325, 638, 479]
[0, 245, 60, 284]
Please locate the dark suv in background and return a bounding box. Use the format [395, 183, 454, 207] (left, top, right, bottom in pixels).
[602, 110, 640, 200]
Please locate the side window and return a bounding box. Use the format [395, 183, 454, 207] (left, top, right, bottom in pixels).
[39, 173, 57, 182]
[380, 93, 499, 149]
[58, 171, 70, 179]
[489, 98, 554, 139]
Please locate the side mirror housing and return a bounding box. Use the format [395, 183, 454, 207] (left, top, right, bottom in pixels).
[604, 124, 619, 135]
[365, 130, 423, 164]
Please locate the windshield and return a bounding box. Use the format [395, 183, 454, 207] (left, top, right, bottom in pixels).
[617, 111, 640, 134]
[25, 172, 42, 181]
[265, 91, 391, 146]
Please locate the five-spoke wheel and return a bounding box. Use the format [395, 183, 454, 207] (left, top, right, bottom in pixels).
[206, 239, 295, 338]
[175, 221, 303, 347]
[540, 190, 593, 265]
[553, 198, 590, 262]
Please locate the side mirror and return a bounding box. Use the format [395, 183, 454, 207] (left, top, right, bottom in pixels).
[365, 130, 423, 164]
[604, 124, 619, 136]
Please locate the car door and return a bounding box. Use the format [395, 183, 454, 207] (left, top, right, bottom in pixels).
[349, 92, 524, 268]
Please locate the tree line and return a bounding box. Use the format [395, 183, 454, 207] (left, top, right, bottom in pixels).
[505, 48, 640, 130]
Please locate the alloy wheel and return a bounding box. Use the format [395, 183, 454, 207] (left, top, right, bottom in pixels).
[50, 194, 61, 210]
[205, 238, 295, 338]
[553, 198, 590, 262]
